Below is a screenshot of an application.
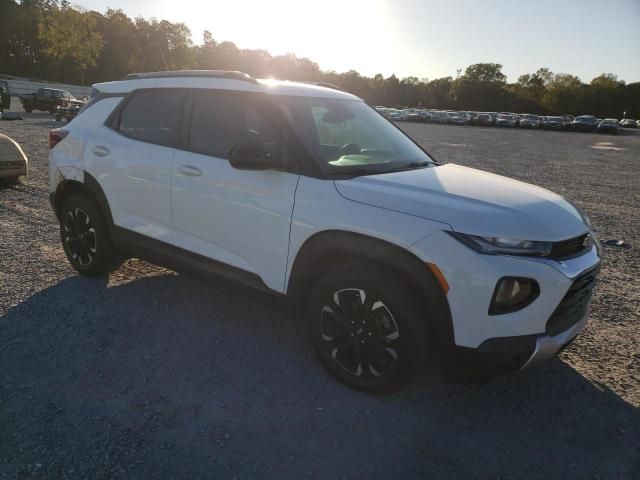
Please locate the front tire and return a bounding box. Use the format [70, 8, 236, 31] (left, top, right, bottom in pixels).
[59, 194, 120, 276]
[306, 264, 429, 392]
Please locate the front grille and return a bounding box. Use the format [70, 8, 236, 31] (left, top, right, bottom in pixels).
[549, 234, 589, 260]
[546, 265, 599, 336]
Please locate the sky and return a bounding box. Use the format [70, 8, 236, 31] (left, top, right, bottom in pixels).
[79, 0, 640, 83]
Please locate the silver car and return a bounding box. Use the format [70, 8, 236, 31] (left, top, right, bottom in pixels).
[0, 133, 28, 183]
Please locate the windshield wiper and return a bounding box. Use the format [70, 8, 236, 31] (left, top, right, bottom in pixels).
[385, 161, 433, 173]
[326, 161, 436, 178]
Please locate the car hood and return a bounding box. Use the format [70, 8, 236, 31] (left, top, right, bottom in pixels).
[334, 164, 588, 241]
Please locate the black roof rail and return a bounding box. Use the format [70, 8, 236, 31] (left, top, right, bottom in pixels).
[123, 70, 257, 83]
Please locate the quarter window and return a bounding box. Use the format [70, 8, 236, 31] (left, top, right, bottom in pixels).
[118, 90, 186, 147]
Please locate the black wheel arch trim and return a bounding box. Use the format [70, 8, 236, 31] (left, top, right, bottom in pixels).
[53, 171, 114, 229]
[287, 230, 455, 349]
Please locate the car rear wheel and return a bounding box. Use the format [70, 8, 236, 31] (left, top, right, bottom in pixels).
[306, 264, 430, 392]
[59, 194, 121, 276]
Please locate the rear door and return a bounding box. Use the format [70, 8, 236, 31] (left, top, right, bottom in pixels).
[170, 90, 299, 291]
[84, 89, 187, 243]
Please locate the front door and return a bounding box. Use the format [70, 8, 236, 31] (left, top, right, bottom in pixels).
[171, 90, 299, 292]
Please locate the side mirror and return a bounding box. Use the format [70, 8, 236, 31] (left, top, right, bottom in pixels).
[229, 141, 281, 171]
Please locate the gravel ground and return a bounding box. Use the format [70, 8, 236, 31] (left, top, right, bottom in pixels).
[1, 103, 639, 479]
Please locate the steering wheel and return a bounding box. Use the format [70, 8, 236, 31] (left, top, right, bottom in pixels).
[338, 143, 361, 156]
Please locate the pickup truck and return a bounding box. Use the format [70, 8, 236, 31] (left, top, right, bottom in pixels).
[19, 88, 81, 113]
[0, 81, 10, 113]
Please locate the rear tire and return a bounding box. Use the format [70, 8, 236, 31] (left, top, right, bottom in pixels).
[59, 194, 121, 277]
[306, 264, 430, 393]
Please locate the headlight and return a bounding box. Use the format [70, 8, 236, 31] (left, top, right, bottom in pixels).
[448, 232, 553, 256]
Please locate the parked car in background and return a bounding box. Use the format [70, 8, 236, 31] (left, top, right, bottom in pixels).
[544, 116, 565, 130]
[47, 70, 601, 391]
[496, 113, 517, 127]
[0, 133, 28, 183]
[488, 112, 499, 125]
[387, 109, 403, 121]
[620, 118, 638, 128]
[55, 99, 85, 123]
[0, 81, 10, 113]
[571, 115, 598, 132]
[472, 112, 493, 126]
[429, 110, 450, 124]
[448, 111, 468, 125]
[596, 118, 620, 134]
[19, 88, 81, 113]
[375, 106, 390, 118]
[513, 114, 523, 126]
[519, 114, 540, 129]
[407, 110, 424, 122]
[562, 116, 573, 129]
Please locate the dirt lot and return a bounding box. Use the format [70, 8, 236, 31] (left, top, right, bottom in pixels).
[1, 107, 639, 479]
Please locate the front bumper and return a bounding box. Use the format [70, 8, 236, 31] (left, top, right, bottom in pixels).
[520, 307, 589, 369]
[0, 161, 27, 178]
[410, 229, 601, 345]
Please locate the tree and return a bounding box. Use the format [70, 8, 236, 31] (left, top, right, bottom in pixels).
[464, 63, 507, 84]
[37, 4, 102, 84]
[542, 74, 584, 114]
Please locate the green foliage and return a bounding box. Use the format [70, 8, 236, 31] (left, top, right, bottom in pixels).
[37, 4, 102, 83]
[1, 2, 638, 117]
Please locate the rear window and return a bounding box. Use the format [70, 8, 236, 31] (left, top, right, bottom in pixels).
[118, 90, 186, 147]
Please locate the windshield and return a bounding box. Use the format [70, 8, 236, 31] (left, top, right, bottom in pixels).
[273, 96, 433, 175]
[499, 114, 514, 120]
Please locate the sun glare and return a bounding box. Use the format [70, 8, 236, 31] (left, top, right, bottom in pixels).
[173, 0, 413, 77]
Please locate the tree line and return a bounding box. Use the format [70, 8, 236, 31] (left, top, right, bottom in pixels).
[1, 0, 638, 117]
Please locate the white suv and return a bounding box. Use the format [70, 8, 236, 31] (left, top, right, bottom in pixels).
[48, 71, 601, 391]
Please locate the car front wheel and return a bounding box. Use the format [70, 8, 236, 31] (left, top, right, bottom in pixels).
[306, 264, 430, 392]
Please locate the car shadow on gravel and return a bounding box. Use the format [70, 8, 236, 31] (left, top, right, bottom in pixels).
[1, 273, 639, 479]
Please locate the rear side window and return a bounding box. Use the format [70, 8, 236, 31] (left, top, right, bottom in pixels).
[189, 92, 277, 159]
[118, 90, 186, 147]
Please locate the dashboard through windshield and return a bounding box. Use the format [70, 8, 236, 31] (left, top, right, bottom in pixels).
[272, 96, 434, 176]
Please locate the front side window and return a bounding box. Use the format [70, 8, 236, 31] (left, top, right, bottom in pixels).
[189, 92, 278, 159]
[273, 96, 433, 176]
[118, 90, 186, 147]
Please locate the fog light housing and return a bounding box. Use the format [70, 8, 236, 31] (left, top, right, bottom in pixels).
[489, 277, 540, 315]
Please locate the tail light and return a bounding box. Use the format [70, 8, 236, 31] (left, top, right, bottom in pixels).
[49, 128, 68, 149]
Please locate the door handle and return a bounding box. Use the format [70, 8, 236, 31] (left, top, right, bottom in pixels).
[179, 165, 203, 177]
[91, 146, 110, 157]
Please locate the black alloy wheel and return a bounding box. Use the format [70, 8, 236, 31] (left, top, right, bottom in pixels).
[63, 207, 97, 267]
[59, 194, 121, 276]
[319, 288, 401, 378]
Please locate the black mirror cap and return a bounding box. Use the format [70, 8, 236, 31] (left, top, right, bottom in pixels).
[229, 141, 278, 171]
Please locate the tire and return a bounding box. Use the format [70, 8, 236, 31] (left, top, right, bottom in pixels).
[306, 264, 430, 392]
[59, 194, 121, 276]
